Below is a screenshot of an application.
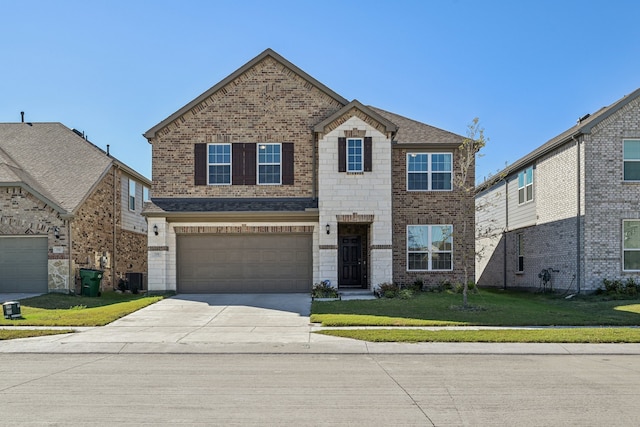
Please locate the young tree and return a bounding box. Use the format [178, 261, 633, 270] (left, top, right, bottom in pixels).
[453, 117, 487, 308]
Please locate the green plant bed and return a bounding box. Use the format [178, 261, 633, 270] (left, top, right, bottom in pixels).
[311, 289, 640, 327]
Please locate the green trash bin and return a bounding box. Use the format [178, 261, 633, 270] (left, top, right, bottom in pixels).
[79, 269, 103, 297]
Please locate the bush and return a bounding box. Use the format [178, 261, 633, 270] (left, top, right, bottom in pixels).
[398, 289, 414, 299]
[376, 282, 399, 298]
[598, 278, 640, 298]
[453, 280, 477, 294]
[311, 280, 339, 299]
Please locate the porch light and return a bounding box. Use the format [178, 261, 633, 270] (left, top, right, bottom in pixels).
[326, 224, 330, 235]
[53, 226, 60, 239]
[153, 224, 158, 236]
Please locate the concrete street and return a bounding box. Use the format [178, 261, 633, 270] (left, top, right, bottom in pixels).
[1, 294, 640, 425]
[1, 353, 639, 426]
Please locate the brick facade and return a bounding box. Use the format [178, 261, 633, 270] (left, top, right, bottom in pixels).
[152, 57, 342, 199]
[392, 147, 475, 286]
[476, 90, 640, 292]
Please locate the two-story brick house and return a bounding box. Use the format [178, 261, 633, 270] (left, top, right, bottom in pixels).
[0, 122, 150, 293]
[476, 87, 640, 293]
[143, 49, 474, 293]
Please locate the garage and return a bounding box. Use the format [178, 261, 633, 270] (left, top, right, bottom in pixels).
[0, 236, 48, 293]
[176, 234, 312, 293]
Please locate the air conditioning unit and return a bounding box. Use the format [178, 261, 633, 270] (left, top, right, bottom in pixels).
[3, 301, 21, 319]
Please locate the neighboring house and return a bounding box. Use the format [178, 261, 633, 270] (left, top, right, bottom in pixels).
[0, 122, 151, 293]
[476, 88, 640, 293]
[143, 48, 474, 294]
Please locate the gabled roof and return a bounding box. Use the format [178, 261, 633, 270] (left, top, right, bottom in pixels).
[144, 48, 350, 140]
[369, 106, 465, 145]
[0, 122, 149, 214]
[313, 100, 398, 135]
[477, 87, 640, 190]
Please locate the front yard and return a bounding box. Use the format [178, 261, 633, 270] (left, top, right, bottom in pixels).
[311, 288, 640, 343]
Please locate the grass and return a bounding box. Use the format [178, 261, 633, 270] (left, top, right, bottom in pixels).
[0, 292, 164, 332]
[0, 329, 73, 341]
[315, 327, 640, 343]
[311, 288, 640, 343]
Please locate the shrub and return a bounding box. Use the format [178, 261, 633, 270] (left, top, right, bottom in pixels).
[376, 282, 399, 298]
[311, 280, 339, 299]
[398, 289, 414, 299]
[598, 278, 640, 298]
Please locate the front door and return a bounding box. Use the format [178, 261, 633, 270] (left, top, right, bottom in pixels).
[339, 235, 362, 288]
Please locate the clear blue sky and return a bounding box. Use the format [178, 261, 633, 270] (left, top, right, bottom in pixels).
[2, 0, 639, 183]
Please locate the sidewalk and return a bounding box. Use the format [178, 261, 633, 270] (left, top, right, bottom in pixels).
[1, 293, 639, 355]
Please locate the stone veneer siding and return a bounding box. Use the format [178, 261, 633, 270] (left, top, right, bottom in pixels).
[392, 147, 475, 287]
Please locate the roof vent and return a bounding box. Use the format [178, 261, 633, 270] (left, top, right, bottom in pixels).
[577, 113, 590, 124]
[20, 111, 24, 123]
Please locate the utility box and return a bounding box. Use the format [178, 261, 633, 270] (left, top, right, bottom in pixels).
[3, 301, 21, 319]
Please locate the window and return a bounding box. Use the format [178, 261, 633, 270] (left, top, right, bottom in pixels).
[258, 143, 281, 184]
[407, 153, 452, 191]
[128, 179, 136, 211]
[208, 143, 231, 185]
[516, 233, 524, 272]
[347, 138, 363, 172]
[143, 186, 150, 202]
[623, 140, 640, 181]
[518, 166, 533, 204]
[623, 220, 640, 271]
[407, 225, 453, 271]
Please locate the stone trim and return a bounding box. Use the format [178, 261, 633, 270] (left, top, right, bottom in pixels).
[344, 128, 366, 138]
[319, 245, 338, 250]
[174, 225, 314, 234]
[370, 245, 393, 250]
[149, 246, 169, 251]
[336, 213, 374, 223]
[323, 107, 389, 136]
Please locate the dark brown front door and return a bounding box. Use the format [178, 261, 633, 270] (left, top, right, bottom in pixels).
[339, 235, 362, 288]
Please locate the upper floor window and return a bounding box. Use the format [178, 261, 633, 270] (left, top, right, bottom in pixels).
[407, 224, 453, 271]
[518, 166, 533, 204]
[208, 143, 231, 185]
[347, 138, 363, 172]
[407, 153, 452, 191]
[128, 179, 136, 211]
[623, 140, 640, 181]
[258, 143, 281, 185]
[623, 220, 640, 271]
[143, 186, 150, 202]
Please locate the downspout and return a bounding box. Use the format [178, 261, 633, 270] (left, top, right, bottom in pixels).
[112, 164, 118, 289]
[312, 131, 318, 200]
[573, 135, 581, 293]
[67, 217, 73, 293]
[503, 179, 509, 290]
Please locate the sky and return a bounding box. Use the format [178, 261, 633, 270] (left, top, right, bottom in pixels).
[1, 0, 639, 183]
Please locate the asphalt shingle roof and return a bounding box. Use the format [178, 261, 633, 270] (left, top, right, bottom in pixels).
[146, 198, 318, 214]
[369, 106, 464, 144]
[0, 123, 113, 213]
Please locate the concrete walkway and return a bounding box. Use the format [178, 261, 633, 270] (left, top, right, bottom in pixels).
[1, 293, 640, 355]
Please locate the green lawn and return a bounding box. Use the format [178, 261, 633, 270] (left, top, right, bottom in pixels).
[0, 292, 164, 340]
[311, 289, 640, 343]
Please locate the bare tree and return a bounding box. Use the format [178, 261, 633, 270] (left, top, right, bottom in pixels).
[453, 117, 487, 308]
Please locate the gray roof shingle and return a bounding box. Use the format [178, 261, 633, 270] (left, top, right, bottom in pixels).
[369, 106, 465, 144]
[0, 123, 113, 213]
[146, 198, 318, 214]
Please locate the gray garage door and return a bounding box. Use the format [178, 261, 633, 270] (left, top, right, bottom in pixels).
[0, 236, 48, 293]
[177, 234, 312, 293]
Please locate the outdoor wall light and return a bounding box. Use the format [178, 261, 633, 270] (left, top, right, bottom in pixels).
[153, 224, 158, 236]
[326, 224, 330, 235]
[53, 226, 60, 239]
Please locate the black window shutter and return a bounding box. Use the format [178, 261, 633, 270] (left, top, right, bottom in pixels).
[338, 137, 346, 172]
[194, 143, 207, 185]
[364, 137, 372, 172]
[282, 143, 294, 185]
[244, 143, 256, 185]
[232, 143, 244, 185]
